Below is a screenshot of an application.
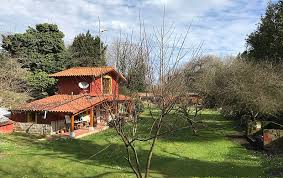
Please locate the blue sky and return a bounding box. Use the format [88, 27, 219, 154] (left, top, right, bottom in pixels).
[0, 0, 277, 56]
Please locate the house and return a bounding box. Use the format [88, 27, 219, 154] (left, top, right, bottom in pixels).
[11, 67, 132, 138]
[247, 120, 283, 151]
[0, 108, 13, 134]
[262, 122, 283, 151]
[136, 92, 156, 102]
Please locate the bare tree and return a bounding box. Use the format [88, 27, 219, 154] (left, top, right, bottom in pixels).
[108, 27, 150, 93]
[104, 10, 203, 178]
[185, 55, 283, 122]
[175, 93, 203, 135]
[0, 54, 31, 108]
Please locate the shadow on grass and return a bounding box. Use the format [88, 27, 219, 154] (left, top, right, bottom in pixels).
[1, 109, 264, 177]
[1, 131, 263, 177]
[138, 112, 241, 143]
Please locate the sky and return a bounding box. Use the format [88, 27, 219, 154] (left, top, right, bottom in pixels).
[0, 0, 278, 56]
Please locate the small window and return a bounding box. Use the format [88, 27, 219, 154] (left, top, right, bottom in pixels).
[102, 76, 112, 94]
[27, 112, 37, 123]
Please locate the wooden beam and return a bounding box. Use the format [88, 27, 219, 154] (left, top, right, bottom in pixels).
[70, 115, 74, 132]
[70, 114, 75, 138]
[73, 101, 104, 116]
[127, 101, 132, 114]
[89, 107, 94, 130]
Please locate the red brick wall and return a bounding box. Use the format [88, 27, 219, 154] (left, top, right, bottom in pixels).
[56, 73, 119, 96]
[90, 72, 119, 96]
[57, 76, 92, 95]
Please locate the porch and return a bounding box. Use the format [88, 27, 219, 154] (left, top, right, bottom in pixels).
[49, 125, 109, 139]
[11, 94, 132, 138]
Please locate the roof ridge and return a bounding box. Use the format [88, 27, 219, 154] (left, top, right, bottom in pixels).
[48, 66, 126, 81]
[70, 66, 113, 69]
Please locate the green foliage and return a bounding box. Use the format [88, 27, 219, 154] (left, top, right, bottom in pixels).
[1, 23, 69, 98]
[244, 0, 283, 64]
[118, 85, 131, 95]
[27, 71, 57, 99]
[127, 62, 147, 92]
[69, 31, 106, 67]
[1, 23, 66, 73]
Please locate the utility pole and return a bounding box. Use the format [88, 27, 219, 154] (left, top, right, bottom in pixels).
[98, 16, 102, 63]
[98, 16, 107, 66]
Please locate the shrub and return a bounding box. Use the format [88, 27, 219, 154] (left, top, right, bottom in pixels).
[186, 56, 283, 122]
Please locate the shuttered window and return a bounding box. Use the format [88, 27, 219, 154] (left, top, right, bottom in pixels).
[102, 76, 112, 94]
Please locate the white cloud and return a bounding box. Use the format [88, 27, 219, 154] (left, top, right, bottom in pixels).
[144, 0, 174, 6]
[111, 20, 128, 30]
[0, 0, 272, 56]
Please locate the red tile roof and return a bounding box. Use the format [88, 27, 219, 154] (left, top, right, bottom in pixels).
[105, 95, 132, 101]
[49, 66, 126, 81]
[14, 94, 131, 114]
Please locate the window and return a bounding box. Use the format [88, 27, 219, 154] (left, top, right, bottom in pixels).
[27, 112, 37, 123]
[102, 76, 112, 94]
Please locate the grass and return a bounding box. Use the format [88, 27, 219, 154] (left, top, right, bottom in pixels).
[0, 109, 282, 177]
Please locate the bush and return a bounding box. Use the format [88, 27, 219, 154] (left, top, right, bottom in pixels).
[186, 56, 283, 122]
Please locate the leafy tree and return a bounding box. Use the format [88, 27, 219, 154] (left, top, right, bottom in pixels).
[1, 23, 67, 73]
[69, 31, 106, 67]
[27, 71, 57, 99]
[244, 0, 283, 64]
[1, 23, 68, 98]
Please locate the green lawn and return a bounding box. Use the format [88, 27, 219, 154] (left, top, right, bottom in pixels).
[0, 110, 282, 177]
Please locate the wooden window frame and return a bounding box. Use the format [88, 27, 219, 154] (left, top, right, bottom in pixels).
[101, 75, 112, 95]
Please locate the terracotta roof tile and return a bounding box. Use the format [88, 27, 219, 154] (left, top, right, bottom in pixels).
[49, 66, 126, 81]
[14, 94, 131, 114]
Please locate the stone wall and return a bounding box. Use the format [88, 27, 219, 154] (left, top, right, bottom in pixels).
[13, 122, 52, 135]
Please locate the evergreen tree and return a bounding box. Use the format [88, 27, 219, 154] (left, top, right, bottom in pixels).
[127, 62, 147, 92]
[1, 23, 67, 98]
[244, 0, 283, 64]
[27, 71, 57, 99]
[69, 31, 107, 67]
[1, 23, 67, 73]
